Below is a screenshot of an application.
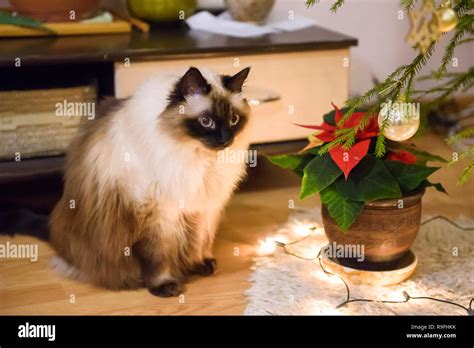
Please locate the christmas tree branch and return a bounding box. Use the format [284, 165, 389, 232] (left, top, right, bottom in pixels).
[318, 43, 436, 156]
[330, 0, 345, 13]
[437, 67, 474, 99]
[307, 0, 474, 184]
[436, 13, 473, 77]
[447, 127, 474, 144]
[306, 0, 345, 12]
[458, 161, 474, 186]
[306, 0, 317, 7]
[418, 67, 474, 112]
[415, 68, 474, 96]
[447, 128, 474, 185]
[401, 0, 416, 11]
[457, 37, 474, 45]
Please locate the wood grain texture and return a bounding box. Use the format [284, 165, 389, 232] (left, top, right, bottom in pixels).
[0, 132, 472, 315]
[0, 25, 356, 67]
[0, 20, 131, 37]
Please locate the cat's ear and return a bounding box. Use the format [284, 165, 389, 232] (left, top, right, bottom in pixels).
[180, 67, 210, 96]
[223, 67, 251, 93]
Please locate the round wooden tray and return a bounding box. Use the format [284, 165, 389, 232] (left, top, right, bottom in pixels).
[320, 245, 418, 286]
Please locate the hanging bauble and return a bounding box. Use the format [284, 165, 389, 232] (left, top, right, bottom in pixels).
[378, 97, 420, 142]
[436, 0, 458, 32]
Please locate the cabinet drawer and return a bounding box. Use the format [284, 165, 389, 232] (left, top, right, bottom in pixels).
[115, 49, 350, 144]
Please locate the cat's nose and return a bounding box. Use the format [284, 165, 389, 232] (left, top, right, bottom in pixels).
[219, 129, 233, 147]
[218, 138, 233, 147]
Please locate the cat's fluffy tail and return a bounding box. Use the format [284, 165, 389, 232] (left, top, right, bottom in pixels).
[0, 207, 88, 282]
[0, 207, 49, 241]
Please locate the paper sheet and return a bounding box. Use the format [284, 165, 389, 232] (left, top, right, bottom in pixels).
[186, 11, 315, 38]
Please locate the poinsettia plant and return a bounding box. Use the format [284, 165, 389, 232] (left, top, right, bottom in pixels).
[268, 104, 447, 231]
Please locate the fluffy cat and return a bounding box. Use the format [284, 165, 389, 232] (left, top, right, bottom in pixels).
[49, 67, 252, 297]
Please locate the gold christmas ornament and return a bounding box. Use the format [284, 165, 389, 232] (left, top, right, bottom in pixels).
[436, 0, 458, 32]
[406, 0, 442, 54]
[378, 98, 420, 142]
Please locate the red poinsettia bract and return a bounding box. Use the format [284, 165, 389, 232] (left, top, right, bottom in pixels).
[386, 150, 417, 164]
[297, 103, 379, 179]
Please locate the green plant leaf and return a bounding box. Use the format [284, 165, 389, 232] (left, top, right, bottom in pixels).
[266, 153, 313, 177]
[293, 154, 315, 177]
[300, 153, 342, 199]
[385, 160, 440, 192]
[336, 156, 402, 201]
[418, 179, 447, 194]
[304, 146, 322, 155]
[323, 109, 337, 126]
[266, 154, 303, 170]
[320, 184, 364, 231]
[0, 11, 54, 33]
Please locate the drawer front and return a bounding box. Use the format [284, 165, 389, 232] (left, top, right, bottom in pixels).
[115, 49, 350, 144]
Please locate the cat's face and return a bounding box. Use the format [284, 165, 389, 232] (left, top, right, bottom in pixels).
[161, 67, 251, 150]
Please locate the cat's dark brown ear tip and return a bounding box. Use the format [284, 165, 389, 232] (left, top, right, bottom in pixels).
[186, 66, 200, 74]
[224, 67, 251, 93]
[181, 67, 210, 96]
[238, 67, 251, 79]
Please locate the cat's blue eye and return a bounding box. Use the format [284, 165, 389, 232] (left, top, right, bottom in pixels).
[199, 116, 215, 129]
[230, 114, 240, 126]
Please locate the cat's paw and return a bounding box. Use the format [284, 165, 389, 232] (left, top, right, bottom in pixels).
[192, 258, 217, 276]
[148, 281, 184, 298]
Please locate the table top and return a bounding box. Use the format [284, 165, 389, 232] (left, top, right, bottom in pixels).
[0, 23, 357, 67]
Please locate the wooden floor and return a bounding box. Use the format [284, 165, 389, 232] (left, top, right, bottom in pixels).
[0, 132, 472, 315]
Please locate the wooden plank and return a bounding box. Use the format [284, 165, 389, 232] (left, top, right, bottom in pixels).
[0, 20, 131, 37]
[0, 156, 64, 183]
[0, 26, 357, 67]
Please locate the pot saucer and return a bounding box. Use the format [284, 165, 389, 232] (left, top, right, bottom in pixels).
[320, 245, 417, 286]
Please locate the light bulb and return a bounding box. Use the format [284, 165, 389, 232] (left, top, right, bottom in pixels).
[293, 223, 313, 237]
[258, 237, 276, 256]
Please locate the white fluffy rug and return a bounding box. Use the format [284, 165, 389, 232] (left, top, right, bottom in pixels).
[245, 208, 474, 315]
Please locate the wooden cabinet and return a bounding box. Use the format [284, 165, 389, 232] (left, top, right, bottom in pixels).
[115, 49, 350, 144]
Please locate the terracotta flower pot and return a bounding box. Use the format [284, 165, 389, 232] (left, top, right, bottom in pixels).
[9, 0, 100, 22]
[322, 189, 425, 265]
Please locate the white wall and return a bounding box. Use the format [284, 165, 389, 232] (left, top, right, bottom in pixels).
[201, 0, 472, 96]
[269, 0, 472, 97]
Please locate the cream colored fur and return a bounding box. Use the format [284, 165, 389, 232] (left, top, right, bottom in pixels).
[50, 68, 252, 290]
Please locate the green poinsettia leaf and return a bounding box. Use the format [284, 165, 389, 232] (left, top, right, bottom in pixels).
[293, 154, 315, 177]
[323, 109, 337, 126]
[418, 179, 447, 194]
[300, 153, 342, 199]
[266, 153, 313, 177]
[336, 156, 402, 201]
[304, 146, 322, 155]
[266, 154, 303, 170]
[385, 160, 440, 193]
[320, 184, 364, 231]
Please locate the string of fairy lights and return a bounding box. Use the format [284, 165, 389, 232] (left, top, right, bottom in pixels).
[270, 215, 474, 315]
